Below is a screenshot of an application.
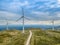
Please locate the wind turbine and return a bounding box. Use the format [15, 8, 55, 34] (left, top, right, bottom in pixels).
[16, 8, 30, 33]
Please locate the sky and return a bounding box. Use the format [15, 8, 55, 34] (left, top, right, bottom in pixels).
[0, 0, 60, 25]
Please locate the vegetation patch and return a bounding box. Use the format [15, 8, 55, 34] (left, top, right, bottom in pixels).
[0, 30, 29, 45]
[30, 29, 60, 45]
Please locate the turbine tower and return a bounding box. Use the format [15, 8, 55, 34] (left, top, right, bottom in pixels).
[49, 11, 55, 30]
[6, 18, 9, 30]
[51, 19, 54, 30]
[22, 8, 24, 33]
[16, 8, 30, 33]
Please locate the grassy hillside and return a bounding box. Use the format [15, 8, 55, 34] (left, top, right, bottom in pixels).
[0, 30, 29, 45]
[30, 29, 60, 45]
[0, 29, 60, 45]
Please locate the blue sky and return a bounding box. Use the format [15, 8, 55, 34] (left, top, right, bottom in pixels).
[0, 0, 60, 24]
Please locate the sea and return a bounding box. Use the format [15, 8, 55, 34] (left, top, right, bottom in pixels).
[0, 25, 59, 30]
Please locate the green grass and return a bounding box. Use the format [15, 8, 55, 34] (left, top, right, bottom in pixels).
[0, 29, 60, 45]
[30, 29, 60, 45]
[0, 30, 29, 45]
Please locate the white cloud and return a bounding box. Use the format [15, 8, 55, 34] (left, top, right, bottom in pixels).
[56, 12, 60, 17]
[0, 20, 60, 25]
[0, 0, 60, 25]
[0, 11, 21, 20]
[15, 1, 29, 6]
[32, 11, 49, 15]
[1, 0, 30, 11]
[57, 14, 60, 17]
[0, 10, 60, 25]
[32, 11, 60, 21]
[12, 20, 60, 25]
[50, 5, 55, 8]
[57, 0, 60, 4]
[32, 11, 52, 20]
[34, 0, 49, 2]
[56, 0, 60, 7]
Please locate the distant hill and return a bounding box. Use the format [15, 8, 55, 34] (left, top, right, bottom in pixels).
[0, 25, 60, 30]
[54, 26, 60, 30]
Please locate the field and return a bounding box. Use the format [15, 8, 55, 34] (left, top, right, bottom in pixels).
[0, 29, 60, 45]
[30, 29, 60, 45]
[0, 30, 29, 45]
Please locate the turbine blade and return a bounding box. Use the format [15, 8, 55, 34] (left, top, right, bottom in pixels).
[16, 16, 23, 22]
[24, 17, 31, 20]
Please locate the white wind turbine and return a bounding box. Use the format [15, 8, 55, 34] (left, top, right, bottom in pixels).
[16, 8, 30, 33]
